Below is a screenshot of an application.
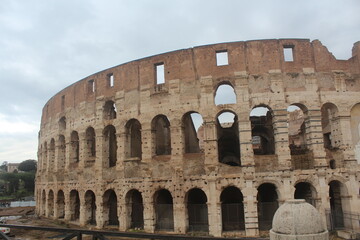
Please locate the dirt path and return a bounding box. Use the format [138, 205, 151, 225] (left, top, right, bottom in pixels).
[0, 206, 35, 217]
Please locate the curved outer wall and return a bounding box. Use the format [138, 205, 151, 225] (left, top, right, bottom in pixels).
[36, 39, 360, 237]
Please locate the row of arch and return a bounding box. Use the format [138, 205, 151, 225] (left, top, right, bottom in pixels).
[40, 100, 360, 170]
[38, 179, 349, 232]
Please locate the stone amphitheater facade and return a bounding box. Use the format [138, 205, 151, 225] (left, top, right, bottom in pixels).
[36, 39, 360, 237]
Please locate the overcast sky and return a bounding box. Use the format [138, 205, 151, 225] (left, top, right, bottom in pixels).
[0, 0, 359, 164]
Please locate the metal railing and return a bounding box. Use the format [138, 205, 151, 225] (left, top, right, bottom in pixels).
[326, 209, 360, 233]
[0, 224, 269, 240]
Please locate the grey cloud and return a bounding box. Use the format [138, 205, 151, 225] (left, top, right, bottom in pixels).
[0, 0, 359, 162]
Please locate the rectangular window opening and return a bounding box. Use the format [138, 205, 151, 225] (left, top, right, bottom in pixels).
[216, 50, 229, 66]
[283, 46, 294, 62]
[155, 63, 165, 85]
[88, 79, 95, 93]
[108, 74, 114, 88]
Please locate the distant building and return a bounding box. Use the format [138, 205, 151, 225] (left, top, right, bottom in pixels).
[7, 163, 20, 173]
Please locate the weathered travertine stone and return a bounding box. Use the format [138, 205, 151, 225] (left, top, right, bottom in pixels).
[270, 199, 329, 240]
[36, 39, 360, 237]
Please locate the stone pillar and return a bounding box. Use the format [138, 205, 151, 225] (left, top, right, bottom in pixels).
[115, 132, 124, 171]
[170, 120, 183, 161]
[54, 141, 60, 172]
[118, 197, 124, 231]
[338, 115, 358, 167]
[272, 108, 292, 170]
[173, 199, 186, 234]
[53, 191, 59, 219]
[348, 174, 360, 230]
[238, 116, 254, 167]
[235, 71, 254, 167]
[79, 133, 86, 169]
[119, 130, 127, 160]
[94, 129, 104, 171]
[96, 194, 105, 228]
[317, 175, 330, 225]
[202, 119, 218, 166]
[279, 175, 293, 204]
[208, 179, 221, 237]
[141, 123, 153, 163]
[143, 196, 155, 232]
[44, 191, 49, 217]
[65, 140, 71, 171]
[118, 196, 127, 231]
[173, 169, 186, 233]
[79, 192, 86, 226]
[243, 179, 259, 236]
[306, 109, 327, 168]
[64, 191, 71, 221]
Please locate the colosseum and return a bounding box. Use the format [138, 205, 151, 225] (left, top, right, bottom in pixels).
[36, 39, 360, 237]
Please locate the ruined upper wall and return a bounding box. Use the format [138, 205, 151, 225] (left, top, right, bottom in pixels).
[41, 39, 360, 124]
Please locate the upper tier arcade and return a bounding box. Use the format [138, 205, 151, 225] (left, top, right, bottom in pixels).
[41, 39, 360, 124]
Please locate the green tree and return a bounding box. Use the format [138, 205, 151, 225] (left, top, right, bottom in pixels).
[18, 172, 35, 193]
[0, 172, 19, 194]
[18, 159, 37, 172]
[0, 161, 8, 172]
[0, 172, 35, 197]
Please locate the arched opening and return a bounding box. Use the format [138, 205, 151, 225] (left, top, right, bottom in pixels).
[215, 83, 236, 105]
[43, 142, 48, 170]
[125, 119, 142, 159]
[329, 159, 336, 169]
[57, 190, 65, 219]
[350, 103, 360, 164]
[288, 104, 313, 169]
[59, 117, 66, 132]
[329, 180, 352, 229]
[182, 112, 204, 153]
[70, 131, 79, 164]
[329, 181, 344, 228]
[250, 106, 275, 155]
[49, 138, 55, 169]
[186, 188, 209, 232]
[294, 182, 317, 207]
[57, 135, 66, 170]
[85, 127, 96, 164]
[103, 125, 117, 167]
[257, 183, 279, 230]
[217, 111, 240, 166]
[103, 100, 117, 120]
[41, 190, 46, 216]
[69, 190, 80, 221]
[48, 190, 54, 217]
[125, 189, 144, 229]
[84, 190, 96, 225]
[152, 115, 171, 155]
[321, 103, 342, 168]
[103, 189, 119, 226]
[220, 186, 245, 231]
[154, 189, 174, 231]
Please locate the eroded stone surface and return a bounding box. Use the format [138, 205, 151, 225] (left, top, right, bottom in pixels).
[36, 39, 360, 237]
[272, 200, 326, 234]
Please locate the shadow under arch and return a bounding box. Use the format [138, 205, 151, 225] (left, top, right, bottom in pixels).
[216, 110, 240, 166]
[125, 189, 144, 229]
[220, 186, 245, 231]
[185, 188, 209, 232]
